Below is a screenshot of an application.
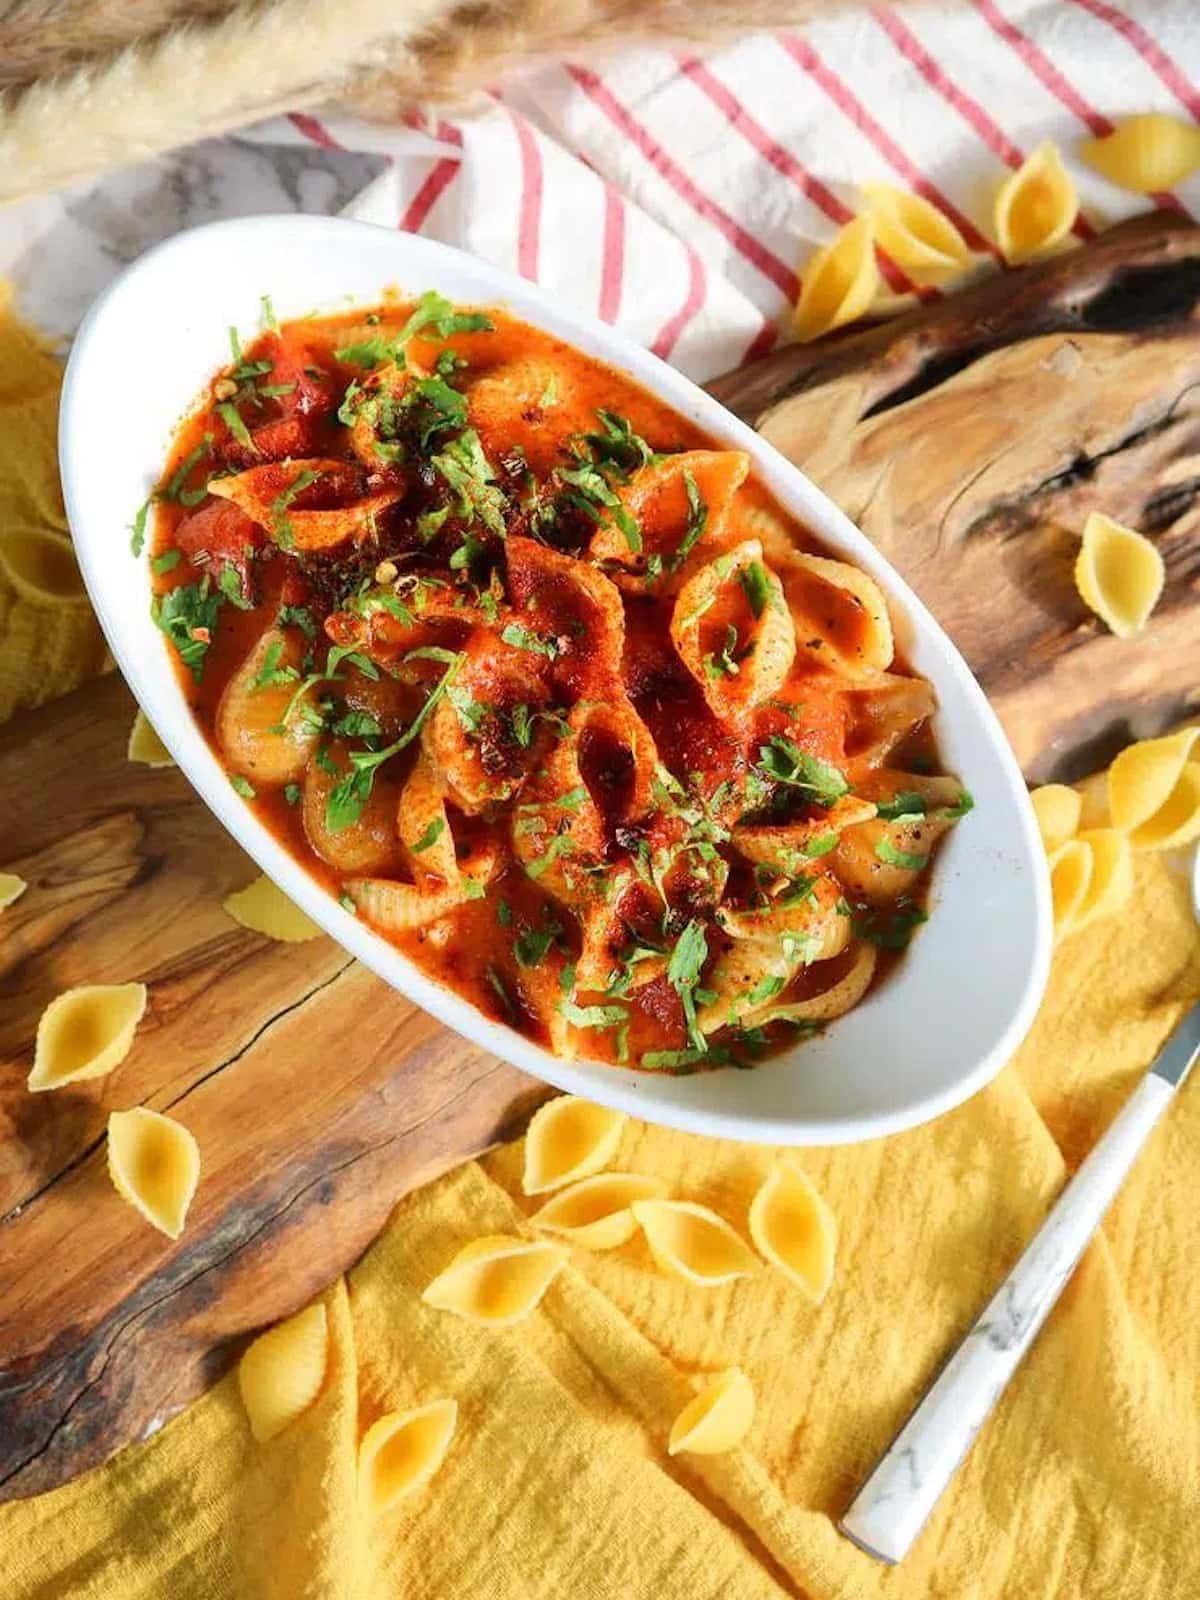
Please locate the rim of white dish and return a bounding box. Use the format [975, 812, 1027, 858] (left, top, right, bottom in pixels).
[59, 214, 1053, 1146]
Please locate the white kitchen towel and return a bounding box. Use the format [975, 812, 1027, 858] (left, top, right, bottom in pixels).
[248, 0, 1200, 381]
[3, 2, 1198, 380]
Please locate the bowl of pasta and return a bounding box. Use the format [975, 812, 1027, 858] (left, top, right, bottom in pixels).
[60, 214, 1051, 1146]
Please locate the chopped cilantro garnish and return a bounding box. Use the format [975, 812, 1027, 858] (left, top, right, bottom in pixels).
[260, 294, 278, 331]
[501, 623, 560, 659]
[486, 966, 516, 1018]
[284, 783, 301, 806]
[405, 375, 468, 447]
[738, 559, 771, 618]
[340, 892, 357, 915]
[757, 737, 849, 806]
[411, 817, 446, 853]
[230, 774, 256, 799]
[216, 402, 256, 453]
[432, 429, 506, 536]
[335, 336, 395, 369]
[259, 382, 297, 398]
[129, 499, 151, 557]
[151, 578, 222, 680]
[799, 830, 839, 859]
[228, 325, 243, 364]
[854, 901, 928, 950]
[875, 837, 930, 870]
[332, 709, 382, 739]
[559, 997, 629, 1031]
[746, 974, 785, 1007]
[672, 469, 708, 568]
[559, 462, 641, 553]
[252, 638, 299, 691]
[218, 564, 253, 609]
[579, 409, 654, 478]
[152, 548, 181, 574]
[416, 505, 450, 543]
[875, 791, 927, 821]
[163, 434, 213, 503]
[270, 466, 320, 548]
[278, 602, 316, 638]
[525, 834, 575, 880]
[945, 791, 975, 819]
[703, 623, 742, 680]
[640, 1046, 710, 1073]
[396, 291, 494, 346]
[513, 919, 561, 969]
[666, 917, 709, 1053]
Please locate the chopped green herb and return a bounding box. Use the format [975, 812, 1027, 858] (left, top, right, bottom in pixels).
[339, 893, 357, 915]
[875, 790, 927, 821]
[216, 402, 256, 453]
[217, 563, 253, 609]
[501, 623, 560, 659]
[416, 505, 451, 544]
[525, 834, 575, 880]
[640, 1047, 710, 1073]
[746, 974, 785, 1007]
[513, 922, 560, 969]
[667, 917, 709, 1053]
[875, 837, 930, 871]
[260, 294, 278, 331]
[252, 638, 299, 690]
[396, 291, 494, 346]
[152, 548, 181, 574]
[462, 876, 487, 900]
[559, 997, 629, 1031]
[578, 410, 655, 478]
[432, 429, 506, 536]
[278, 602, 317, 638]
[497, 899, 513, 926]
[559, 462, 641, 553]
[230, 774, 256, 799]
[228, 325, 243, 364]
[411, 817, 446, 853]
[945, 791, 975, 820]
[151, 578, 223, 680]
[332, 709, 382, 739]
[854, 901, 928, 950]
[270, 466, 320, 548]
[258, 382, 297, 398]
[485, 966, 516, 1018]
[284, 783, 301, 806]
[539, 376, 558, 407]
[800, 830, 839, 859]
[704, 623, 742, 680]
[738, 559, 771, 618]
[757, 736, 849, 807]
[672, 469, 707, 568]
[163, 434, 213, 503]
[129, 499, 151, 557]
[335, 335, 395, 369]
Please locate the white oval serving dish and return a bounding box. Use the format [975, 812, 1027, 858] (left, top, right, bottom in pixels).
[59, 214, 1051, 1146]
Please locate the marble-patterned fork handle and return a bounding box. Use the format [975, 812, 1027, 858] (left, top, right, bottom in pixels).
[839, 1071, 1177, 1565]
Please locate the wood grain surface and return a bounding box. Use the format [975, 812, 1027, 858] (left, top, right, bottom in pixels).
[2, 213, 1198, 1501]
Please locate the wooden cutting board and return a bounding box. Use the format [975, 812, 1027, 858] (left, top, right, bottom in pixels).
[2, 213, 1198, 1502]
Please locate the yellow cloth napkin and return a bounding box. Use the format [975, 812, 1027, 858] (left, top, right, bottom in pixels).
[2, 289, 1198, 1600]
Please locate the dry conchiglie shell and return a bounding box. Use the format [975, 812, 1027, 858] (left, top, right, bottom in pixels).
[238, 1302, 329, 1443]
[1030, 784, 1082, 855]
[794, 216, 880, 342]
[422, 1235, 567, 1326]
[1047, 839, 1093, 940]
[0, 528, 89, 607]
[522, 1097, 626, 1195]
[127, 709, 174, 768]
[668, 1368, 755, 1457]
[994, 142, 1077, 264]
[1072, 829, 1135, 931]
[0, 872, 27, 910]
[28, 982, 148, 1091]
[359, 1399, 458, 1516]
[632, 1200, 758, 1287]
[1107, 728, 1200, 850]
[223, 875, 323, 943]
[1074, 513, 1164, 638]
[860, 182, 973, 282]
[531, 1173, 668, 1250]
[1081, 112, 1200, 194]
[748, 1159, 837, 1303]
[107, 1107, 200, 1239]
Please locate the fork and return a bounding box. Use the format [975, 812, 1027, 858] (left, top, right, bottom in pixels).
[839, 853, 1200, 1565]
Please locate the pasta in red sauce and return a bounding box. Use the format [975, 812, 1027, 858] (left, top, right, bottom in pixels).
[147, 293, 971, 1073]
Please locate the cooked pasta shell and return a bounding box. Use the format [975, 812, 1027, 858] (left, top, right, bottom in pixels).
[732, 796, 878, 874]
[1030, 783, 1082, 854]
[106, 1106, 200, 1239]
[668, 1368, 755, 1457]
[223, 875, 323, 942]
[1048, 838, 1093, 939]
[531, 1173, 668, 1250]
[1072, 828, 1135, 931]
[861, 182, 974, 283]
[784, 553, 893, 680]
[359, 1399, 458, 1516]
[346, 843, 498, 933]
[421, 1235, 567, 1325]
[631, 1200, 758, 1287]
[0, 528, 89, 607]
[833, 792, 960, 907]
[795, 216, 880, 342]
[747, 941, 878, 1028]
[216, 628, 320, 786]
[994, 142, 1077, 264]
[210, 460, 401, 552]
[748, 1159, 836, 1303]
[671, 539, 795, 721]
[467, 357, 594, 475]
[1074, 513, 1164, 638]
[703, 877, 850, 1033]
[397, 752, 459, 888]
[1107, 728, 1200, 850]
[421, 630, 545, 814]
[28, 981, 148, 1091]
[587, 450, 751, 590]
[302, 739, 401, 875]
[1081, 112, 1200, 194]
[238, 1302, 329, 1443]
[844, 672, 938, 767]
[127, 709, 174, 768]
[344, 360, 416, 468]
[523, 1097, 627, 1194]
[506, 535, 627, 687]
[0, 872, 27, 910]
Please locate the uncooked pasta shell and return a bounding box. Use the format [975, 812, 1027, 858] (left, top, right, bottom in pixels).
[794, 216, 880, 342]
[127, 709, 175, 768]
[1030, 784, 1081, 855]
[223, 875, 323, 943]
[1081, 113, 1200, 194]
[1107, 729, 1200, 849]
[238, 1302, 329, 1442]
[994, 142, 1077, 264]
[531, 1173, 668, 1250]
[1072, 829, 1134, 932]
[1074, 513, 1164, 638]
[106, 1106, 200, 1240]
[668, 1368, 755, 1457]
[28, 981, 148, 1091]
[359, 1398, 458, 1516]
[1047, 839, 1093, 940]
[748, 1159, 837, 1303]
[861, 182, 973, 282]
[522, 1097, 627, 1195]
[0, 872, 27, 910]
[0, 528, 89, 607]
[422, 1235, 567, 1325]
[631, 1200, 758, 1287]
